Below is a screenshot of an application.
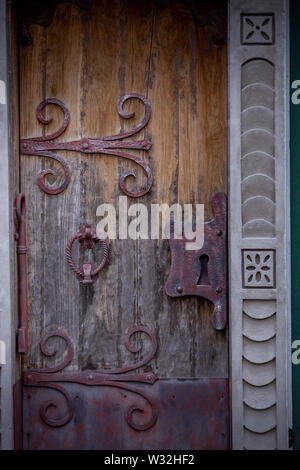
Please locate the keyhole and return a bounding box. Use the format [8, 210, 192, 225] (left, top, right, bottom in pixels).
[197, 254, 210, 286]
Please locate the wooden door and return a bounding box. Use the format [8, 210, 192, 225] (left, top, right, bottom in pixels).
[17, 0, 228, 450]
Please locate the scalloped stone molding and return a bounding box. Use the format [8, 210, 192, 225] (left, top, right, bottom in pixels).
[229, 0, 289, 450]
[241, 59, 275, 238]
[243, 300, 277, 449]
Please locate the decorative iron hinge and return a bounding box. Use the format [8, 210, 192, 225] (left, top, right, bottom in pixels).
[23, 327, 158, 431]
[20, 94, 153, 197]
[165, 192, 227, 330]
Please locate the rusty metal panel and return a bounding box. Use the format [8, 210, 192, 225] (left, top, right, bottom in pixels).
[22, 379, 229, 450]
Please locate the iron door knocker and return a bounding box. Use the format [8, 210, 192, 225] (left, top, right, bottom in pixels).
[66, 224, 109, 285]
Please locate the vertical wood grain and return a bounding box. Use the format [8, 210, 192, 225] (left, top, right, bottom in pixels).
[20, 0, 227, 377]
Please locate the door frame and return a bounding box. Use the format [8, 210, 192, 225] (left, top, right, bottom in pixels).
[0, 0, 291, 450]
[228, 0, 290, 450]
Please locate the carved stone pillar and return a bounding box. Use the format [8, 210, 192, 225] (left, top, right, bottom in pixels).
[229, 0, 290, 450]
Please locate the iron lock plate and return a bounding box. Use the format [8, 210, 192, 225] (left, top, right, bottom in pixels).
[165, 192, 227, 330]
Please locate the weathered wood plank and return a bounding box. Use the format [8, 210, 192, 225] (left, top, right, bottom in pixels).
[20, 4, 84, 370]
[20, 0, 228, 378]
[20, 21, 47, 371]
[138, 3, 228, 377]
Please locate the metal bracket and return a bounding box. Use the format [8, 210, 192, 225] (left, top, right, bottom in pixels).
[65, 224, 109, 285]
[165, 192, 227, 330]
[15, 193, 28, 353]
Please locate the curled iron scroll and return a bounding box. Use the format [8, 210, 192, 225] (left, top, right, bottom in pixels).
[23, 326, 158, 431]
[29, 330, 74, 427]
[20, 94, 153, 197]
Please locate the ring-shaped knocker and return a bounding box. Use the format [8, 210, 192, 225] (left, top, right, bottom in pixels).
[66, 224, 109, 285]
